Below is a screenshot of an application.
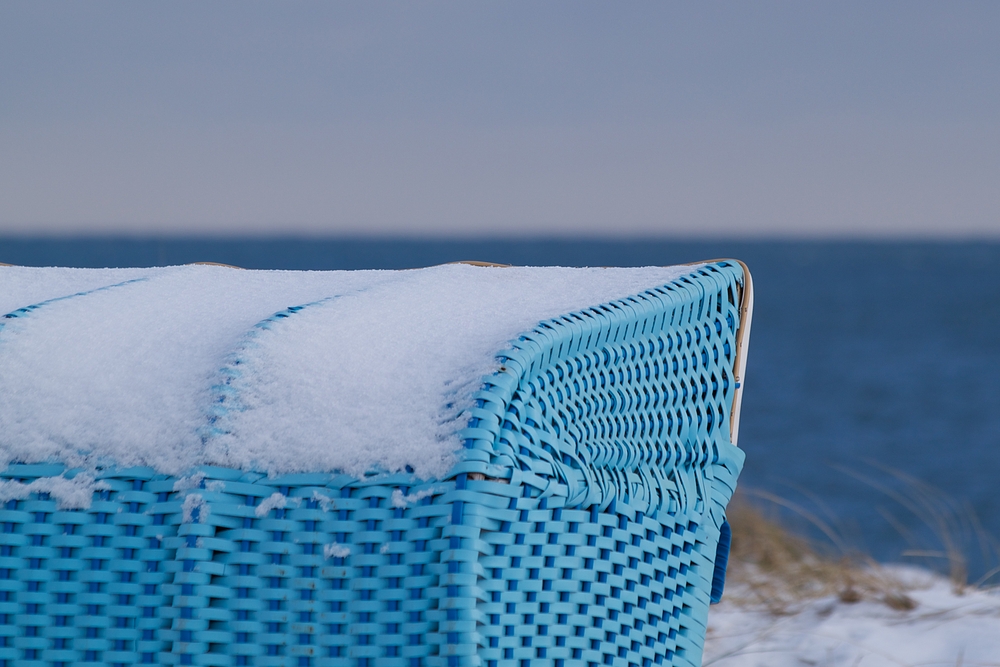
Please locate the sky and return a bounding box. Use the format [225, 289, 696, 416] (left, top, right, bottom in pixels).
[1, 1, 998, 238]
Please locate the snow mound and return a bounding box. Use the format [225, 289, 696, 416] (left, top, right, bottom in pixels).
[0, 262, 697, 479]
[0, 473, 109, 510]
[705, 568, 1000, 666]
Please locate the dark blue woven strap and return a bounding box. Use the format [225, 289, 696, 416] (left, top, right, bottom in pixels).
[710, 519, 732, 604]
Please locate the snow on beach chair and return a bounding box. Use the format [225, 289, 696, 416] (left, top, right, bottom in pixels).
[0, 260, 752, 667]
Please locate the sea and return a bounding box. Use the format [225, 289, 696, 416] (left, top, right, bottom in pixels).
[2, 237, 999, 579]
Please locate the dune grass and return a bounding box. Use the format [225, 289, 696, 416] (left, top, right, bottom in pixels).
[722, 462, 1000, 614]
[723, 491, 917, 613]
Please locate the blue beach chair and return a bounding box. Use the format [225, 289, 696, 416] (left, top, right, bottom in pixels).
[0, 260, 752, 667]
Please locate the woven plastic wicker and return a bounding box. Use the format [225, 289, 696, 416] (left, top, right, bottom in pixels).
[0, 260, 752, 667]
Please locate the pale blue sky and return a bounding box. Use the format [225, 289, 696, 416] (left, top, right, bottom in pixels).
[1, 1, 998, 237]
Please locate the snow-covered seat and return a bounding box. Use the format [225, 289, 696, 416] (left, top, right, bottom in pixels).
[0, 260, 752, 667]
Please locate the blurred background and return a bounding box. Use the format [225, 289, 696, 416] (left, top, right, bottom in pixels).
[2, 2, 999, 577]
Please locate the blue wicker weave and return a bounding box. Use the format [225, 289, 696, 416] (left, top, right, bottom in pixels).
[0, 260, 751, 667]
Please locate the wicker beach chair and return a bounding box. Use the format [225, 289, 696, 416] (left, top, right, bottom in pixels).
[0, 260, 752, 667]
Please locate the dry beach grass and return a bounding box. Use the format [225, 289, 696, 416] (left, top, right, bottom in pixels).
[723, 462, 1000, 613]
[724, 491, 918, 614]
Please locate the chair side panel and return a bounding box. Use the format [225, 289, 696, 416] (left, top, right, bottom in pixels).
[460, 262, 749, 667]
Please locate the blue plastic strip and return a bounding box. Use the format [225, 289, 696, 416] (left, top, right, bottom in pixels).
[710, 519, 732, 604]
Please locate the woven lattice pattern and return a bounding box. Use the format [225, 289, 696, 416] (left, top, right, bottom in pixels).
[0, 261, 748, 667]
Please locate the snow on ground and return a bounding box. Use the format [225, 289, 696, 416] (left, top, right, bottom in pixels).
[704, 568, 1000, 667]
[0, 262, 697, 478]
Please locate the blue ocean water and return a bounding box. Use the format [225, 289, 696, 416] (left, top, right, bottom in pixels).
[3, 238, 999, 577]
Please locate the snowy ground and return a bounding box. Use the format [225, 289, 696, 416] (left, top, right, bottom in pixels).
[704, 568, 1000, 667]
